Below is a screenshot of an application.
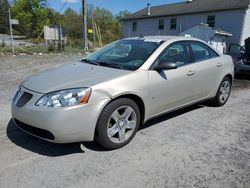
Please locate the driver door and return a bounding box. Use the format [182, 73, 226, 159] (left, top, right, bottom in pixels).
[148, 41, 197, 117]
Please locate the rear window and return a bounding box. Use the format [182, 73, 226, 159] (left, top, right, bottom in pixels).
[190, 42, 219, 62]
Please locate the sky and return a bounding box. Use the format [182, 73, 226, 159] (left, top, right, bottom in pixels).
[48, 0, 183, 15]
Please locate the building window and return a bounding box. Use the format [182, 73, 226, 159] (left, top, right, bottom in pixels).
[132, 22, 137, 31]
[170, 18, 177, 29]
[207, 15, 215, 27]
[158, 19, 164, 30]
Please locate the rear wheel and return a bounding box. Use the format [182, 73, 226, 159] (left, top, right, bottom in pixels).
[95, 98, 140, 150]
[211, 77, 232, 106]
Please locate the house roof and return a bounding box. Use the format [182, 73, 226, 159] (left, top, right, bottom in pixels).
[179, 25, 233, 36]
[124, 0, 250, 20]
[214, 28, 233, 36]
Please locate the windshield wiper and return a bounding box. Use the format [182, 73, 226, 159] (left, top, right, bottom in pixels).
[81, 59, 124, 70]
[80, 59, 99, 66]
[98, 62, 124, 70]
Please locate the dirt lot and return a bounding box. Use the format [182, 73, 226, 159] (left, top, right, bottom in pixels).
[0, 55, 250, 188]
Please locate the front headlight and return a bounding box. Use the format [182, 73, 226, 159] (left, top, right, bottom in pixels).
[13, 86, 21, 102]
[36, 88, 91, 107]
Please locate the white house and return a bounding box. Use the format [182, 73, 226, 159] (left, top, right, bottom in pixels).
[123, 0, 250, 46]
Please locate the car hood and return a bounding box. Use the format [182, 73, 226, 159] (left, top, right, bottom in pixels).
[22, 62, 131, 93]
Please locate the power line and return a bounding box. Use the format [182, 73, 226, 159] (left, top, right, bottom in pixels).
[59, 0, 69, 12]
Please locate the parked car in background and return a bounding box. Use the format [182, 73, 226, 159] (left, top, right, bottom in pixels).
[227, 37, 250, 75]
[12, 36, 234, 150]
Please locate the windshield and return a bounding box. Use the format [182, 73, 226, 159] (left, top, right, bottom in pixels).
[84, 39, 162, 70]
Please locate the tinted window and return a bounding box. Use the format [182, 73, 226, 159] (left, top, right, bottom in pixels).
[170, 18, 177, 29]
[190, 42, 219, 62]
[132, 22, 137, 31]
[158, 42, 189, 67]
[158, 19, 164, 30]
[207, 15, 215, 28]
[228, 43, 244, 54]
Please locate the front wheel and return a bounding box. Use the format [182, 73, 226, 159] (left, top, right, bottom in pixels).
[95, 98, 140, 150]
[211, 77, 232, 107]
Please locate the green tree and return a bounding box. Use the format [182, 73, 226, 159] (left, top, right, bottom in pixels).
[0, 0, 9, 34]
[12, 0, 48, 37]
[87, 7, 131, 45]
[91, 7, 118, 43]
[115, 10, 131, 38]
[47, 8, 62, 25]
[63, 8, 82, 39]
[116, 10, 131, 22]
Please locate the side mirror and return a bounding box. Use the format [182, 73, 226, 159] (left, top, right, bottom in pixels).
[154, 62, 177, 71]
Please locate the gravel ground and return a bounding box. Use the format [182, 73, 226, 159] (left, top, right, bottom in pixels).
[0, 55, 250, 188]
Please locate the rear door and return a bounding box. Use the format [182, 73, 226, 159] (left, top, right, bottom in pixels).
[188, 41, 222, 99]
[148, 41, 197, 116]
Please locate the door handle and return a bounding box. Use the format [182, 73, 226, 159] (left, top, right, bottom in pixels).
[186, 70, 195, 76]
[216, 63, 223, 67]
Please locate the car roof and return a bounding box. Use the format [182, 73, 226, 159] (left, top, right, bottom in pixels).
[122, 35, 221, 55]
[123, 35, 200, 42]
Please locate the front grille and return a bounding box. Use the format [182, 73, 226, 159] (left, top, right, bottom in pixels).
[16, 92, 33, 107]
[14, 119, 55, 140]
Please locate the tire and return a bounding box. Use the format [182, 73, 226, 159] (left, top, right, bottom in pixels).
[211, 77, 232, 107]
[95, 98, 140, 150]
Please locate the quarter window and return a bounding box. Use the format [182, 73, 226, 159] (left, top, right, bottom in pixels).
[190, 42, 219, 62]
[170, 18, 177, 29]
[158, 19, 164, 30]
[132, 22, 137, 31]
[158, 42, 189, 67]
[207, 15, 215, 27]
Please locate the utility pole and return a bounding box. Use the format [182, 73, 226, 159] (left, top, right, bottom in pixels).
[91, 12, 96, 49]
[8, 8, 14, 55]
[59, 24, 63, 53]
[82, 0, 88, 50]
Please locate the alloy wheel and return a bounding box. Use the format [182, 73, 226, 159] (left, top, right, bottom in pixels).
[219, 80, 231, 104]
[107, 106, 137, 144]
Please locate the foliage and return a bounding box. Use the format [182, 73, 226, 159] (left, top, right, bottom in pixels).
[11, 0, 48, 38]
[2, 0, 131, 48]
[0, 0, 9, 34]
[1, 40, 6, 48]
[87, 7, 131, 45]
[47, 44, 55, 52]
[62, 8, 82, 40]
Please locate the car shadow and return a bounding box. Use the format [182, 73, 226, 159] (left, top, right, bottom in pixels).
[139, 104, 204, 131]
[6, 119, 84, 157]
[83, 103, 206, 151]
[235, 74, 250, 81]
[7, 104, 207, 154]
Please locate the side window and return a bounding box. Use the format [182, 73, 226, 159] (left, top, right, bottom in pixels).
[190, 42, 219, 62]
[158, 19, 164, 30]
[132, 22, 137, 31]
[158, 42, 189, 67]
[207, 15, 215, 28]
[170, 18, 177, 29]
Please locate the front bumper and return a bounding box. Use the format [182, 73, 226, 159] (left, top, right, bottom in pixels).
[11, 87, 109, 143]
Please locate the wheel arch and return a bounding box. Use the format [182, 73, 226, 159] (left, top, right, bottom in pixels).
[113, 94, 145, 125]
[225, 74, 233, 83]
[94, 93, 146, 139]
